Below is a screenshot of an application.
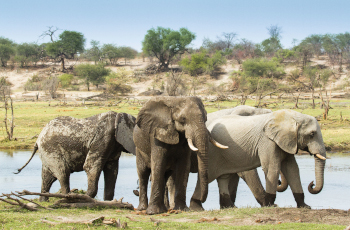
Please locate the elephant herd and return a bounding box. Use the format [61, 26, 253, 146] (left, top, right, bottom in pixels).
[17, 96, 327, 215]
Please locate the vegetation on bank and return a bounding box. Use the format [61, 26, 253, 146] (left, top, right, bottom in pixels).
[0, 198, 347, 229]
[1, 98, 350, 151]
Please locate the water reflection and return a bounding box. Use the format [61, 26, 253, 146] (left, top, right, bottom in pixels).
[0, 151, 349, 210]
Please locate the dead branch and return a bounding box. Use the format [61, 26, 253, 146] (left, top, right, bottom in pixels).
[11, 192, 52, 210]
[14, 190, 134, 210]
[1, 193, 38, 211]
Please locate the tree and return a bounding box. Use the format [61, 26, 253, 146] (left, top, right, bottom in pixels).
[142, 27, 196, 70]
[46, 30, 85, 71]
[302, 34, 323, 58]
[85, 40, 102, 64]
[303, 66, 319, 109]
[119, 46, 138, 64]
[221, 32, 238, 50]
[101, 44, 121, 65]
[1, 77, 14, 140]
[0, 37, 15, 67]
[75, 63, 110, 90]
[322, 34, 338, 68]
[15, 43, 41, 67]
[334, 32, 350, 71]
[261, 25, 283, 57]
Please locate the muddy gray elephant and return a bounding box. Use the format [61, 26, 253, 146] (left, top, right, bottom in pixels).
[190, 109, 326, 211]
[133, 96, 227, 214]
[16, 111, 136, 202]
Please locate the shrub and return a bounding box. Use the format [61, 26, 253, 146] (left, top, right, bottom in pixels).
[59, 74, 74, 88]
[105, 71, 132, 95]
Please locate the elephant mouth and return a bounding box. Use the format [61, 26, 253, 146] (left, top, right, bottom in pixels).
[303, 147, 326, 161]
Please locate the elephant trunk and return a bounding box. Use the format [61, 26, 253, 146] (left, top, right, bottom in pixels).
[277, 172, 288, 192]
[192, 127, 209, 203]
[308, 157, 325, 194]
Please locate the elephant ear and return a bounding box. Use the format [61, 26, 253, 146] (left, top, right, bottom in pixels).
[263, 111, 298, 154]
[115, 113, 136, 155]
[136, 98, 179, 145]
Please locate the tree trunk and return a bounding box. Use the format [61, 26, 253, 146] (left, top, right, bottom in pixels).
[60, 56, 65, 72]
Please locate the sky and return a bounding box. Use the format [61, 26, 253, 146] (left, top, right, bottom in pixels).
[1, 0, 349, 52]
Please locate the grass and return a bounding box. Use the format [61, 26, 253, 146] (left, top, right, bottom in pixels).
[1, 98, 350, 151]
[0, 200, 346, 229]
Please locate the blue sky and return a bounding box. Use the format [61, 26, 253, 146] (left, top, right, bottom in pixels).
[1, 0, 349, 52]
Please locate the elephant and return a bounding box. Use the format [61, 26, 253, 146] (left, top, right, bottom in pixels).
[16, 111, 136, 202]
[133, 96, 227, 214]
[189, 109, 327, 211]
[167, 105, 281, 210]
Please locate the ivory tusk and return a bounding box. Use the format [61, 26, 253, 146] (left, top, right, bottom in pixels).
[210, 138, 229, 149]
[315, 153, 326, 160]
[187, 139, 198, 151]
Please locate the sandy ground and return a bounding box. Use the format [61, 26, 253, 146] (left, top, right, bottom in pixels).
[1, 57, 349, 100]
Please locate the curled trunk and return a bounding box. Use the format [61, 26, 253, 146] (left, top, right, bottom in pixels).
[277, 172, 288, 192]
[308, 157, 325, 194]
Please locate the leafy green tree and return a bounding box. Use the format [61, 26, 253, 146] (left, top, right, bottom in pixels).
[15, 43, 41, 67]
[272, 49, 295, 63]
[294, 40, 314, 68]
[261, 25, 283, 57]
[102, 44, 121, 65]
[85, 40, 102, 64]
[119, 46, 138, 64]
[322, 34, 339, 68]
[75, 63, 110, 90]
[142, 27, 196, 69]
[302, 34, 323, 58]
[231, 58, 284, 105]
[46, 30, 85, 71]
[0, 37, 16, 67]
[334, 32, 350, 71]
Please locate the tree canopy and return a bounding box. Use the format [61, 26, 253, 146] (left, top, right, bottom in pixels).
[142, 27, 196, 69]
[46, 30, 85, 71]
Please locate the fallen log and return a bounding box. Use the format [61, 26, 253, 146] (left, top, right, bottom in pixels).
[0, 190, 134, 211]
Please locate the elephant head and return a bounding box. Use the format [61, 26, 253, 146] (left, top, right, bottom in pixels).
[264, 110, 326, 195]
[136, 96, 226, 202]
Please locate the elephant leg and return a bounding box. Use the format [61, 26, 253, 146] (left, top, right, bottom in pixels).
[239, 169, 266, 207]
[228, 173, 239, 207]
[163, 170, 173, 210]
[84, 162, 104, 198]
[166, 173, 176, 209]
[173, 153, 190, 211]
[136, 150, 150, 211]
[217, 174, 235, 209]
[147, 149, 168, 215]
[281, 155, 310, 209]
[40, 167, 57, 202]
[190, 173, 204, 211]
[103, 158, 120, 201]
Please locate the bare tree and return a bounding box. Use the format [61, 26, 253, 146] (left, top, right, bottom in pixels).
[267, 24, 283, 39]
[1, 78, 14, 140]
[40, 26, 60, 42]
[221, 32, 238, 49]
[165, 71, 187, 96]
[43, 76, 59, 99]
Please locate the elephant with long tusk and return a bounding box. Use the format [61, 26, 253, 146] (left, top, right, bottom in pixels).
[133, 96, 226, 214]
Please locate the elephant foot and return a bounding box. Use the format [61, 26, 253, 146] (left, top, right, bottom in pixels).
[220, 193, 236, 209]
[137, 203, 148, 211]
[190, 198, 204, 211]
[293, 193, 311, 209]
[173, 201, 189, 211]
[39, 196, 49, 202]
[146, 203, 168, 215]
[265, 193, 276, 206]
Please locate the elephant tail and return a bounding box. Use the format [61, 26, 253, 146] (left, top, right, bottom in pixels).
[14, 143, 38, 174]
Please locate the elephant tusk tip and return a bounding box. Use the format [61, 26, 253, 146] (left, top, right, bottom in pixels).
[315, 153, 326, 160]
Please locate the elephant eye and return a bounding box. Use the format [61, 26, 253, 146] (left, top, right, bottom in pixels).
[179, 117, 186, 123]
[310, 131, 316, 138]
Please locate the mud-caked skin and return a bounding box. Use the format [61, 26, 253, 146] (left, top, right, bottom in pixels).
[17, 111, 136, 202]
[134, 96, 226, 215]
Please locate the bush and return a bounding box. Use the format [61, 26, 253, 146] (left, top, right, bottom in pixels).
[241, 58, 285, 79]
[59, 74, 74, 88]
[179, 51, 226, 77]
[105, 71, 132, 95]
[24, 75, 43, 91]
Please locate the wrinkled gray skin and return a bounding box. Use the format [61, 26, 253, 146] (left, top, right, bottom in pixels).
[16, 111, 136, 202]
[134, 96, 218, 215]
[190, 109, 326, 210]
[167, 105, 276, 210]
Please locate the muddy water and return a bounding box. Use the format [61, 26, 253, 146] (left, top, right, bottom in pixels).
[0, 150, 349, 210]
